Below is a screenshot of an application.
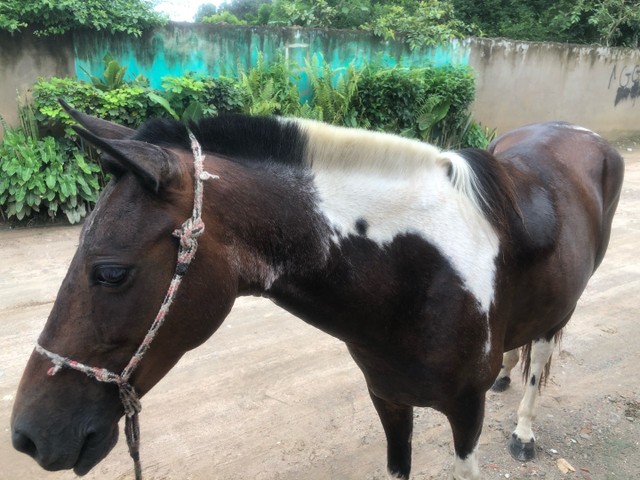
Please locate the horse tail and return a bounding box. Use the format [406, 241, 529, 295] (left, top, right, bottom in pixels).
[520, 329, 564, 391]
[594, 142, 625, 270]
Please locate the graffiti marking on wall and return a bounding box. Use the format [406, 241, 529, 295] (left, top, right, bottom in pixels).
[608, 64, 640, 106]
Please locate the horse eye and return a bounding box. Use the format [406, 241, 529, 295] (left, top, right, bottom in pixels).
[92, 265, 129, 287]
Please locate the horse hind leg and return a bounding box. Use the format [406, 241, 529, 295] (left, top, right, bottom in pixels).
[509, 336, 557, 461]
[491, 348, 520, 392]
[368, 389, 414, 479]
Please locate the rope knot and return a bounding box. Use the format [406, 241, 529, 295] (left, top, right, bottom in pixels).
[173, 217, 205, 250]
[119, 382, 142, 417]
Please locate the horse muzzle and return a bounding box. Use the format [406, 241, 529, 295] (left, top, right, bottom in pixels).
[12, 414, 119, 475]
[11, 355, 124, 476]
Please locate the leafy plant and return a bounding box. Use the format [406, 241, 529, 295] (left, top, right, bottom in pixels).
[202, 11, 247, 25]
[202, 77, 246, 114]
[363, 0, 473, 50]
[269, 0, 337, 27]
[239, 53, 302, 116]
[149, 74, 245, 123]
[413, 97, 451, 140]
[462, 120, 496, 149]
[80, 54, 129, 91]
[305, 59, 362, 126]
[0, 0, 166, 36]
[0, 117, 101, 224]
[564, 0, 640, 47]
[32, 76, 164, 133]
[454, 0, 639, 47]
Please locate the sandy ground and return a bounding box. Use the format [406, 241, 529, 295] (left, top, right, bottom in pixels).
[0, 149, 639, 480]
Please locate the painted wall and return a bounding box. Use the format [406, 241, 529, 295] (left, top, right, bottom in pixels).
[468, 38, 640, 138]
[73, 24, 470, 100]
[0, 30, 75, 139]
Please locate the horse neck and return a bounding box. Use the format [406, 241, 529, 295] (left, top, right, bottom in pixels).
[204, 156, 331, 294]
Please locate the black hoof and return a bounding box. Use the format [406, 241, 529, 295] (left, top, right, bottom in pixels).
[387, 466, 409, 479]
[491, 376, 511, 392]
[509, 433, 536, 461]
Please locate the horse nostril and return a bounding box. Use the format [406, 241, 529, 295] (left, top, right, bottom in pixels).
[12, 430, 38, 458]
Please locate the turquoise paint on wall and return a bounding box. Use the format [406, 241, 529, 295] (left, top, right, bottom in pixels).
[73, 24, 470, 94]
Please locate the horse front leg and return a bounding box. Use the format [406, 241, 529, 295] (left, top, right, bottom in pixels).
[368, 389, 414, 479]
[491, 348, 520, 392]
[446, 389, 485, 480]
[509, 337, 555, 461]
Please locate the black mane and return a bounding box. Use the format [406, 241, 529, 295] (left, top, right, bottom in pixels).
[458, 148, 520, 238]
[132, 114, 306, 166]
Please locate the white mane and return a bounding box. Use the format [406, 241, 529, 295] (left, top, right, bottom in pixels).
[296, 118, 489, 216]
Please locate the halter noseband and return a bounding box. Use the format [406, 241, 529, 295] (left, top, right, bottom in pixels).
[35, 133, 216, 480]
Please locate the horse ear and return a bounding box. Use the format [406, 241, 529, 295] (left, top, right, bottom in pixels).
[72, 125, 178, 194]
[59, 98, 135, 140]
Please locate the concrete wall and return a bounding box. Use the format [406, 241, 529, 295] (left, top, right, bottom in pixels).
[0, 30, 75, 138]
[468, 38, 640, 138]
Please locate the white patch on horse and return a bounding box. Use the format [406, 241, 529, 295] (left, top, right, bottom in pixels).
[300, 121, 499, 313]
[227, 242, 282, 290]
[513, 338, 555, 443]
[452, 445, 480, 479]
[484, 314, 491, 354]
[79, 182, 115, 248]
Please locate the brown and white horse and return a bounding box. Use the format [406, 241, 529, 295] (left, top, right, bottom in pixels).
[11, 104, 623, 479]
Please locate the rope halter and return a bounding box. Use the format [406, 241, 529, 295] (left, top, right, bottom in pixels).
[35, 132, 217, 480]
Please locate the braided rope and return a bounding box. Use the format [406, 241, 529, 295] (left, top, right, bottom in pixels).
[35, 132, 216, 480]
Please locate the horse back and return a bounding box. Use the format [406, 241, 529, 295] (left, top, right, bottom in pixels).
[488, 122, 624, 349]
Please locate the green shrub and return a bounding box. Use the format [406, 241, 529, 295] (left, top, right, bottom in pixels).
[202, 77, 246, 115]
[356, 67, 427, 133]
[32, 77, 163, 132]
[0, 121, 101, 224]
[363, 1, 474, 50]
[355, 64, 478, 147]
[0, 0, 166, 36]
[32, 59, 481, 150]
[202, 12, 247, 25]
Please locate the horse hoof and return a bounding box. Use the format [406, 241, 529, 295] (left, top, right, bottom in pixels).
[387, 468, 409, 480]
[491, 376, 511, 392]
[509, 433, 535, 461]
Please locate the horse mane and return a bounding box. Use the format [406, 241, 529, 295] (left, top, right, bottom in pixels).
[132, 114, 516, 235]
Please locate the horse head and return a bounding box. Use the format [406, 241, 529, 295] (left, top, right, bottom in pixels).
[11, 104, 237, 475]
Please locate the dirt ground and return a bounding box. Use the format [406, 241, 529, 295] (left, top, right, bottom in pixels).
[1, 148, 639, 480]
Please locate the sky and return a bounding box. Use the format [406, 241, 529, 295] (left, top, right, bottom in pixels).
[153, 0, 223, 22]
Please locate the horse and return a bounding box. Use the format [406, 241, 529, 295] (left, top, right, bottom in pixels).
[11, 101, 624, 480]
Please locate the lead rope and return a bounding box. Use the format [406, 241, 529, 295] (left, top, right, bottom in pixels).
[35, 132, 217, 480]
